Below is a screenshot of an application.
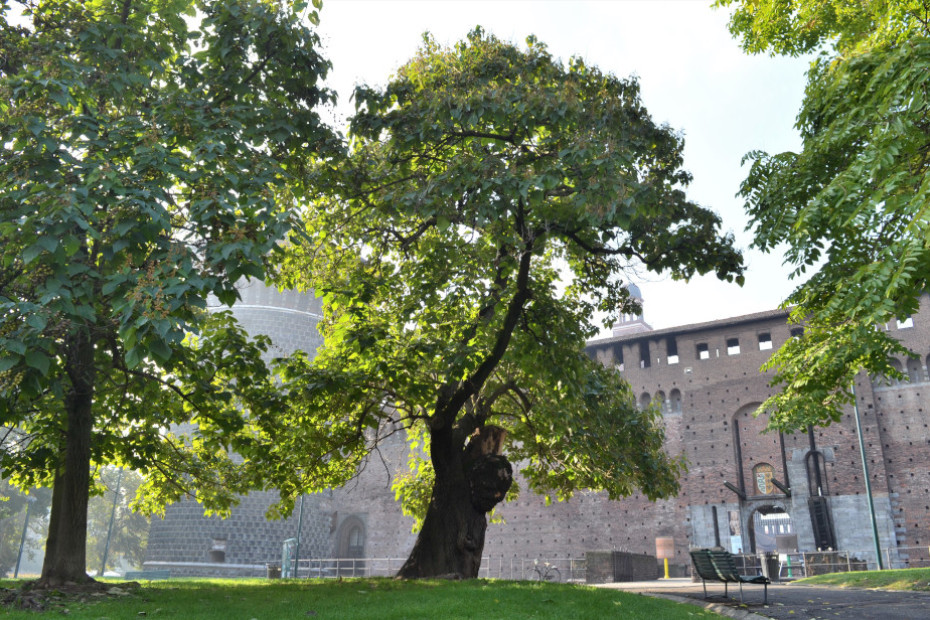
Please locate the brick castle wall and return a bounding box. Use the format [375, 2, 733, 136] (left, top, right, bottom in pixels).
[145, 286, 930, 575]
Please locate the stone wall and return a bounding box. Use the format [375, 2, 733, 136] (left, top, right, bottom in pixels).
[145, 286, 930, 576]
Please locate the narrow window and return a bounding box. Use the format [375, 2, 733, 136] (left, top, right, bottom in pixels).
[790, 327, 804, 338]
[758, 332, 772, 351]
[697, 343, 709, 360]
[666, 337, 679, 365]
[639, 341, 650, 368]
[726, 338, 740, 356]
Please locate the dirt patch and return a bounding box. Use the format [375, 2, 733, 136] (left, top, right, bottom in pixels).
[1, 580, 140, 612]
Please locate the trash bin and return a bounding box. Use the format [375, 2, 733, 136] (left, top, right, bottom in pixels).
[759, 552, 779, 581]
[267, 563, 281, 579]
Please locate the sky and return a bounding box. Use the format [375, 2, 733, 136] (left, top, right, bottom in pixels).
[313, 0, 812, 332]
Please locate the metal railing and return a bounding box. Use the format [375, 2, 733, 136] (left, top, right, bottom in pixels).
[714, 545, 930, 579]
[279, 556, 586, 582]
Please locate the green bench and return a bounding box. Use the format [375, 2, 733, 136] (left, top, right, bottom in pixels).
[689, 548, 769, 604]
[123, 569, 171, 581]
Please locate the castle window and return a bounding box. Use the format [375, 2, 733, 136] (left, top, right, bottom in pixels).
[897, 316, 914, 329]
[697, 343, 709, 360]
[726, 338, 740, 356]
[666, 337, 679, 365]
[758, 333, 772, 350]
[639, 342, 650, 368]
[655, 390, 667, 412]
[790, 327, 803, 338]
[209, 537, 227, 563]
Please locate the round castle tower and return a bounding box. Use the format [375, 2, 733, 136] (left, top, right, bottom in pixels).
[144, 282, 335, 575]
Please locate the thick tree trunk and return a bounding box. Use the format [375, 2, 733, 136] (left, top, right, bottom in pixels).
[39, 331, 95, 586]
[398, 427, 512, 579]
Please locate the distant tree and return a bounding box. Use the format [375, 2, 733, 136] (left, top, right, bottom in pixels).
[0, 0, 332, 586]
[270, 30, 744, 579]
[86, 468, 148, 574]
[715, 0, 930, 429]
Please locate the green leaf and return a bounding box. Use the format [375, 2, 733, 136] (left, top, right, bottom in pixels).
[25, 350, 50, 375]
[26, 313, 48, 331]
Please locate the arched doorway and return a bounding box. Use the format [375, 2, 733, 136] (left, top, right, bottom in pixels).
[335, 516, 366, 576]
[748, 505, 792, 554]
[336, 517, 365, 557]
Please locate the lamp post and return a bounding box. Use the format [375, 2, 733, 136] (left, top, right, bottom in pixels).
[293, 493, 305, 578]
[13, 496, 37, 578]
[99, 468, 124, 576]
[852, 381, 884, 569]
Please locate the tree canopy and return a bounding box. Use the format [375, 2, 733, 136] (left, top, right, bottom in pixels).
[715, 0, 930, 429]
[0, 0, 332, 584]
[271, 29, 744, 578]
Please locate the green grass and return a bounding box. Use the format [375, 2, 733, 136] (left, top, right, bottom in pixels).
[798, 567, 930, 591]
[0, 577, 725, 619]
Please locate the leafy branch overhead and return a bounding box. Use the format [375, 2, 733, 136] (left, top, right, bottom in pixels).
[272, 29, 744, 578]
[717, 0, 930, 430]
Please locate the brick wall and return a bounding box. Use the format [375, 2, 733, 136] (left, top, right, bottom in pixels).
[146, 286, 930, 576]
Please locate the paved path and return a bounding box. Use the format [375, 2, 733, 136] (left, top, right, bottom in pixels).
[596, 578, 930, 620]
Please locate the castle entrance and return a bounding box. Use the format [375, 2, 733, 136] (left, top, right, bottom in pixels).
[749, 505, 792, 553]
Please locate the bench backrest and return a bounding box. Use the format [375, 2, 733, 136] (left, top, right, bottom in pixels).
[708, 549, 742, 581]
[690, 549, 722, 581]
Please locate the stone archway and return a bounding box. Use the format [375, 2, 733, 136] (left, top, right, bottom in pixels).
[747, 505, 792, 554]
[336, 516, 366, 559]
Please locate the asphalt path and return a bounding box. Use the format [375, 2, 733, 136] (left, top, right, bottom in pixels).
[596, 578, 930, 620]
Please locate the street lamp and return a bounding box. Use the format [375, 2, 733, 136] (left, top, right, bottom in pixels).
[99, 468, 124, 576]
[851, 381, 884, 569]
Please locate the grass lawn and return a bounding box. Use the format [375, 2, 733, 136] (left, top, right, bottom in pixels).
[798, 567, 930, 591]
[0, 577, 724, 619]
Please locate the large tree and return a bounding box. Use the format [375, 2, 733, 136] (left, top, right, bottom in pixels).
[715, 0, 930, 429]
[270, 30, 744, 579]
[0, 0, 332, 585]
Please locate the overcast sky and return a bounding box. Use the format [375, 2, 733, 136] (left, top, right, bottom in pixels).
[315, 0, 812, 331]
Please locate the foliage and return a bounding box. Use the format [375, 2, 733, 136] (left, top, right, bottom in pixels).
[271, 30, 743, 525]
[715, 0, 930, 429]
[0, 577, 726, 619]
[0, 0, 333, 580]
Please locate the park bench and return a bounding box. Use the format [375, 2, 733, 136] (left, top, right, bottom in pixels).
[689, 548, 769, 604]
[123, 569, 171, 581]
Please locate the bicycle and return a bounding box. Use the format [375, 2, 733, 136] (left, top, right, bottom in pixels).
[525, 559, 561, 582]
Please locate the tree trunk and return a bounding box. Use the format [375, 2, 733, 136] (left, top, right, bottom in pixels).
[398, 427, 512, 579]
[39, 331, 95, 586]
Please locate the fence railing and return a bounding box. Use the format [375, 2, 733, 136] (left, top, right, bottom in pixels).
[278, 545, 930, 582]
[721, 545, 930, 579]
[279, 556, 586, 582]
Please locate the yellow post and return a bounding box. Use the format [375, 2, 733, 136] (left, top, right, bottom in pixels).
[656, 536, 674, 579]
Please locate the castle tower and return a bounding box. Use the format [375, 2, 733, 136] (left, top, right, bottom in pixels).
[143, 281, 335, 576]
[612, 282, 652, 336]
